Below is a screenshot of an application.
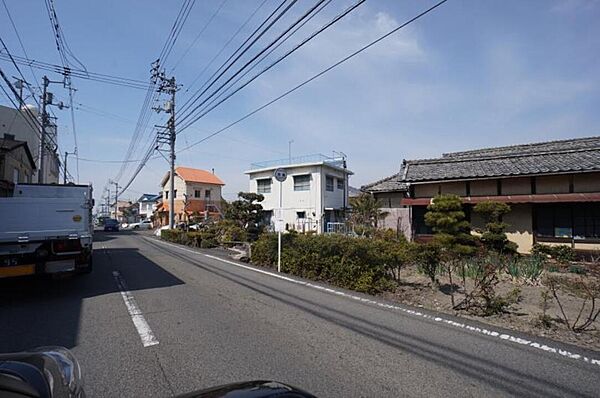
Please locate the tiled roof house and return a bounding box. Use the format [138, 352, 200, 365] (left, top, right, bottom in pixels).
[364, 136, 600, 253]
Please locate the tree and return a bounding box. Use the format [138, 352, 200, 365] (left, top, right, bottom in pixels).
[224, 192, 264, 240]
[349, 193, 388, 235]
[473, 201, 517, 254]
[425, 194, 478, 305]
[425, 194, 478, 256]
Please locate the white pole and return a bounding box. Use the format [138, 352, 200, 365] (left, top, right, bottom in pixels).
[278, 180, 283, 272]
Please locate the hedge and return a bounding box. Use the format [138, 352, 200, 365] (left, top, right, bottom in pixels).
[160, 229, 217, 248]
[251, 233, 407, 294]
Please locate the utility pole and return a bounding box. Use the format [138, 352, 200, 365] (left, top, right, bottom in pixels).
[63, 151, 74, 184]
[110, 180, 119, 221]
[38, 75, 67, 184]
[38, 76, 49, 183]
[153, 64, 178, 229]
[104, 188, 110, 217]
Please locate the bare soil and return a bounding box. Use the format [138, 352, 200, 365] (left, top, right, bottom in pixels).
[382, 263, 600, 352]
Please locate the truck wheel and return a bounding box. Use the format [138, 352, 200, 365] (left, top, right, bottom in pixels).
[79, 257, 93, 274]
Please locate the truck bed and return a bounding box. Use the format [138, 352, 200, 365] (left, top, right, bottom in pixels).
[0, 184, 93, 244]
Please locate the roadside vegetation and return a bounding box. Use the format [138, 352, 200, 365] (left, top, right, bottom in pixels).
[160, 192, 600, 350]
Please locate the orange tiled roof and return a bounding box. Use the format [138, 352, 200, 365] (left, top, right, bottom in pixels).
[176, 167, 224, 185]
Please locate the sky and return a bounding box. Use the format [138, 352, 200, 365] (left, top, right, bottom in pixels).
[1, 0, 599, 205]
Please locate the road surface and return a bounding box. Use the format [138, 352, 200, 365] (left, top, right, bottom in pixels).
[0, 231, 598, 397]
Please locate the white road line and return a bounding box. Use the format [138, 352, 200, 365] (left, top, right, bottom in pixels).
[112, 270, 159, 347]
[149, 237, 600, 368]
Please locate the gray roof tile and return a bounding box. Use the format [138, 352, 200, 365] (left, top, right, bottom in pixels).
[364, 136, 600, 192]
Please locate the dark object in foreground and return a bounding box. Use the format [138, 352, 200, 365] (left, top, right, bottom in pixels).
[0, 347, 84, 398]
[176, 380, 317, 398]
[0, 347, 316, 398]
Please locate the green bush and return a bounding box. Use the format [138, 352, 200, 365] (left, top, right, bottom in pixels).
[415, 243, 442, 286]
[569, 265, 587, 275]
[506, 254, 546, 283]
[250, 233, 405, 294]
[531, 243, 575, 264]
[161, 229, 204, 247]
[161, 229, 185, 243]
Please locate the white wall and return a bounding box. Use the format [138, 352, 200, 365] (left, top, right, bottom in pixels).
[247, 163, 350, 233]
[161, 174, 222, 201]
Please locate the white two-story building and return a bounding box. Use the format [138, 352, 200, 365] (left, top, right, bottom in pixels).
[245, 154, 353, 233]
[137, 193, 161, 220]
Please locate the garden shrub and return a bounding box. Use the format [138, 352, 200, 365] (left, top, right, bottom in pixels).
[531, 244, 575, 264]
[415, 243, 442, 286]
[250, 233, 405, 294]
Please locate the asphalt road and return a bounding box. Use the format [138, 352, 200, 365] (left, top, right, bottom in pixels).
[1, 231, 599, 397]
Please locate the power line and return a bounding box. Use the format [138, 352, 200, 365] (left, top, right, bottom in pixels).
[157, 0, 196, 69]
[179, 0, 362, 132]
[78, 157, 146, 163]
[44, 0, 87, 71]
[179, 0, 326, 126]
[178, 0, 291, 115]
[117, 0, 449, 194]
[1, 0, 41, 90]
[188, 0, 334, 118]
[170, 0, 229, 72]
[183, 0, 269, 97]
[177, 0, 450, 154]
[111, 0, 197, 193]
[0, 37, 41, 109]
[0, 53, 152, 90]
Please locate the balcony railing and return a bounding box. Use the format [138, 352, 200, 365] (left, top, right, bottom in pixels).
[250, 153, 344, 170]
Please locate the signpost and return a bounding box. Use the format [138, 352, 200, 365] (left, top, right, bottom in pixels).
[274, 168, 287, 273]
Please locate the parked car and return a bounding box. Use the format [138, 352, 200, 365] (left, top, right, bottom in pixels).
[129, 220, 153, 230]
[103, 219, 119, 232]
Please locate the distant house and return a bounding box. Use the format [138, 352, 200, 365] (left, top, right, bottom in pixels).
[363, 136, 600, 253]
[245, 154, 353, 233]
[111, 200, 132, 223]
[137, 193, 161, 220]
[0, 134, 36, 196]
[0, 104, 60, 184]
[155, 166, 225, 226]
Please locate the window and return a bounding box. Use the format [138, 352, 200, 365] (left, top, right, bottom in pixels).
[337, 177, 345, 190]
[257, 178, 272, 194]
[13, 168, 18, 184]
[536, 203, 600, 240]
[294, 175, 310, 191]
[173, 190, 177, 198]
[194, 190, 201, 198]
[165, 191, 168, 199]
[326, 176, 334, 191]
[205, 190, 211, 200]
[297, 211, 306, 219]
[412, 206, 434, 235]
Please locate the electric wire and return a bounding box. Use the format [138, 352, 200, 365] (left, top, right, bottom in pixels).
[183, 0, 269, 97]
[177, 0, 450, 153]
[179, 0, 362, 132]
[178, 0, 291, 115]
[170, 0, 229, 72]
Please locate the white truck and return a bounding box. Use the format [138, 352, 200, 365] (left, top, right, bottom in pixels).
[0, 184, 94, 279]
